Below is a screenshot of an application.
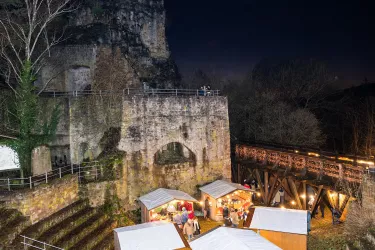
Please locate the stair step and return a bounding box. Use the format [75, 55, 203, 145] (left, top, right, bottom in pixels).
[0, 216, 30, 247]
[92, 231, 115, 250]
[55, 212, 108, 249]
[71, 220, 114, 250]
[10, 199, 89, 249]
[37, 207, 96, 245]
[0, 208, 22, 230]
[19, 199, 89, 240]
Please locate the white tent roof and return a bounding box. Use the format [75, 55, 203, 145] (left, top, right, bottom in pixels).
[139, 188, 198, 210]
[190, 227, 281, 250]
[249, 206, 308, 235]
[0, 146, 19, 171]
[199, 180, 251, 199]
[114, 221, 187, 250]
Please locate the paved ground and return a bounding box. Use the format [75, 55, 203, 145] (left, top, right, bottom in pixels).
[308, 208, 346, 250]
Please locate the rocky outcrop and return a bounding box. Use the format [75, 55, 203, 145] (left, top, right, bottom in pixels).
[38, 0, 180, 92]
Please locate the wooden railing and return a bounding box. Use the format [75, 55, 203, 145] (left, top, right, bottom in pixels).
[235, 144, 373, 183]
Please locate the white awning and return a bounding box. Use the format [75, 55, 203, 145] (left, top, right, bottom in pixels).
[139, 188, 198, 210]
[199, 180, 251, 199]
[190, 227, 281, 250]
[114, 221, 188, 250]
[0, 146, 19, 171]
[249, 206, 308, 235]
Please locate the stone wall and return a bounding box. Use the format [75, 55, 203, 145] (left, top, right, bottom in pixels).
[70, 96, 231, 208]
[3, 175, 79, 224]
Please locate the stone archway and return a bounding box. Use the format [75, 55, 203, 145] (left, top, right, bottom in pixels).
[154, 142, 196, 166]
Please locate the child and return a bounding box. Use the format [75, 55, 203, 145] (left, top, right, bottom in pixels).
[183, 218, 194, 241]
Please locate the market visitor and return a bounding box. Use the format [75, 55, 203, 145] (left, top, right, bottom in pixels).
[279, 187, 285, 204]
[223, 204, 229, 218]
[183, 218, 194, 241]
[193, 216, 201, 236]
[204, 197, 211, 220]
[230, 209, 239, 228]
[173, 213, 182, 229]
[181, 207, 189, 226]
[188, 210, 194, 220]
[320, 201, 326, 218]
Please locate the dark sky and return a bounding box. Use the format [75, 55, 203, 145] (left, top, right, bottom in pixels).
[164, 0, 375, 87]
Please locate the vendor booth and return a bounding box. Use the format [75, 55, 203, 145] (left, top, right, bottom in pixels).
[114, 221, 190, 250]
[190, 227, 280, 250]
[199, 180, 253, 221]
[247, 206, 308, 250]
[139, 188, 198, 223]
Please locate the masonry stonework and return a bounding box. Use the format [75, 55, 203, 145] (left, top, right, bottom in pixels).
[3, 175, 79, 224]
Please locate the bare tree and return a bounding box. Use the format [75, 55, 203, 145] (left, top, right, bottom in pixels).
[0, 0, 75, 94]
[0, 0, 75, 175]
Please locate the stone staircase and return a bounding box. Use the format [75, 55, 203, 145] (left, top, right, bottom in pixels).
[8, 199, 115, 249]
[0, 206, 31, 248]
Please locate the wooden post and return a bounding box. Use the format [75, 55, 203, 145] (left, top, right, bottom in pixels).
[339, 195, 350, 219]
[288, 177, 302, 209]
[255, 169, 266, 204]
[302, 181, 307, 210]
[267, 173, 279, 205]
[265, 171, 269, 203]
[311, 185, 323, 216]
[336, 192, 340, 210]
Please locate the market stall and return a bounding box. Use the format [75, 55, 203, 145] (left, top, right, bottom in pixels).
[247, 206, 308, 250]
[139, 188, 198, 223]
[199, 180, 253, 221]
[190, 227, 281, 250]
[114, 221, 190, 250]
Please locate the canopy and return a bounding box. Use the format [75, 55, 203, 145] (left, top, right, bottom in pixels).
[199, 180, 251, 199]
[190, 227, 280, 250]
[0, 146, 19, 172]
[249, 206, 308, 235]
[139, 188, 198, 210]
[114, 221, 189, 250]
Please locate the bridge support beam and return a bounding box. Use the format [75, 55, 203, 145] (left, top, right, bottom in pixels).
[288, 177, 303, 209]
[302, 181, 307, 210]
[254, 169, 266, 204]
[311, 185, 323, 216]
[265, 171, 269, 203]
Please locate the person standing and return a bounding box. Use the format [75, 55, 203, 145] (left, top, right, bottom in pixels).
[230, 209, 239, 228]
[183, 218, 194, 241]
[279, 187, 285, 204]
[204, 197, 211, 220]
[173, 213, 182, 229]
[320, 201, 326, 218]
[181, 207, 188, 226]
[223, 204, 229, 218]
[193, 217, 201, 236]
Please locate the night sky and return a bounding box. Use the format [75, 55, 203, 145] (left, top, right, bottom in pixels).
[165, 0, 375, 87]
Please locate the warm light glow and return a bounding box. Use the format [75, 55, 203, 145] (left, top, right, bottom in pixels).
[218, 198, 222, 203]
[199, 201, 203, 205]
[228, 199, 231, 202]
[300, 194, 306, 199]
[152, 214, 157, 218]
[330, 192, 336, 197]
[309, 195, 314, 200]
[226, 195, 230, 198]
[291, 201, 296, 205]
[209, 201, 212, 206]
[257, 192, 261, 197]
[234, 191, 238, 194]
[338, 157, 354, 162]
[294, 150, 299, 153]
[281, 206, 285, 209]
[357, 160, 375, 166]
[151, 209, 154, 212]
[308, 152, 320, 157]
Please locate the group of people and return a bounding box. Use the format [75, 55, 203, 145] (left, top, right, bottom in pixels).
[173, 207, 201, 241]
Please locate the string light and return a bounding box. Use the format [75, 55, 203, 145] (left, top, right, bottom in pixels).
[291, 201, 296, 205]
[257, 192, 261, 197]
[300, 194, 306, 199]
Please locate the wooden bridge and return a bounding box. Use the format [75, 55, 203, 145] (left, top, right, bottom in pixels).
[235, 143, 374, 219]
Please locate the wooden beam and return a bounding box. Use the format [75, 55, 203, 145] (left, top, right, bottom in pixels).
[265, 171, 269, 203]
[267, 173, 280, 205]
[326, 190, 336, 209]
[339, 195, 350, 219]
[288, 177, 303, 209]
[278, 178, 294, 198]
[255, 169, 266, 204]
[302, 181, 307, 210]
[268, 180, 281, 205]
[310, 185, 323, 216]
